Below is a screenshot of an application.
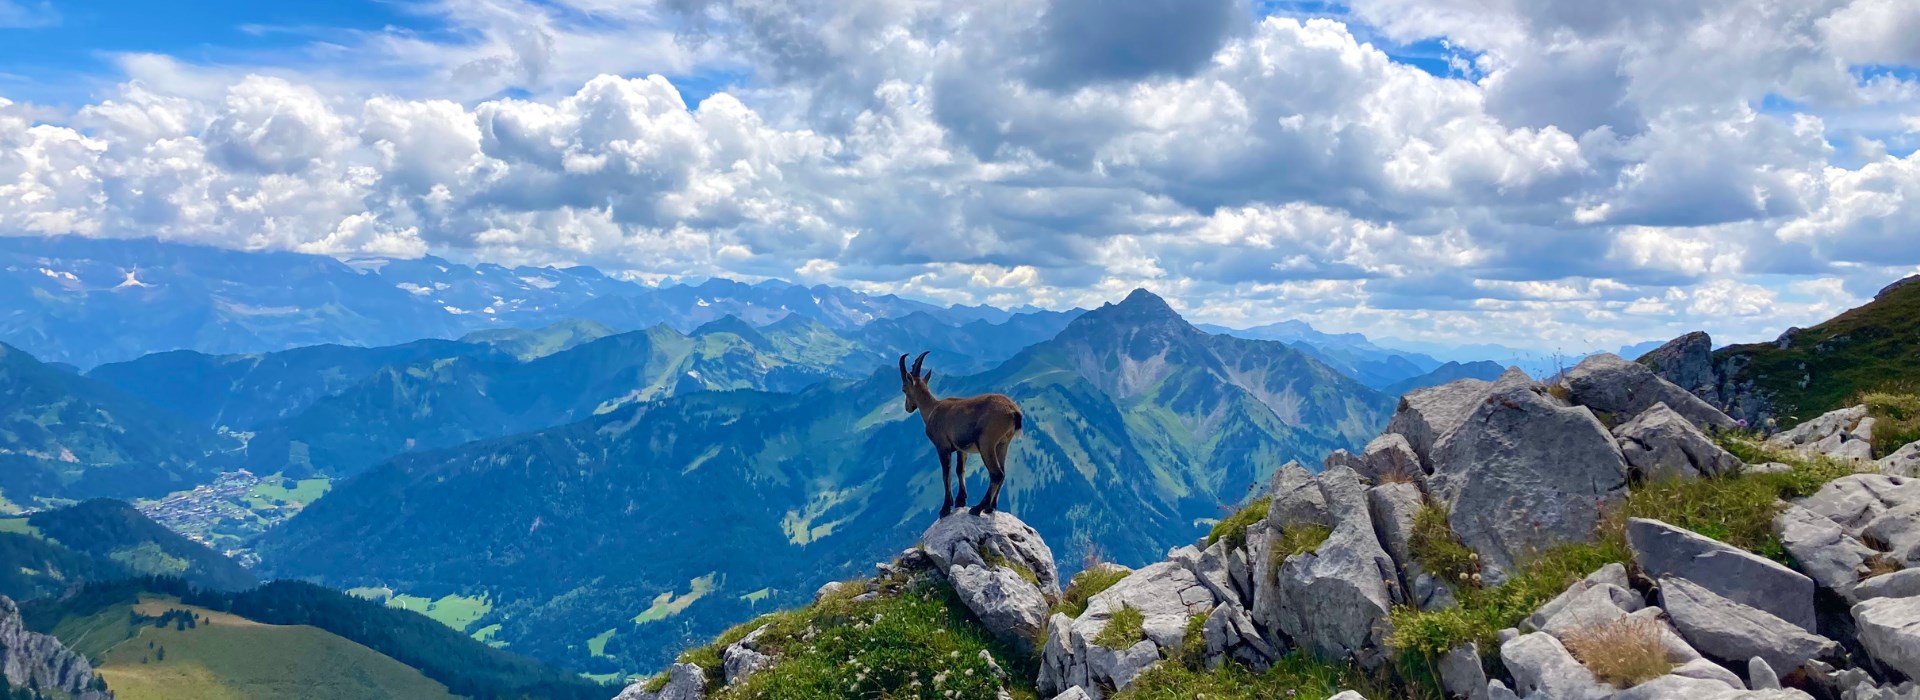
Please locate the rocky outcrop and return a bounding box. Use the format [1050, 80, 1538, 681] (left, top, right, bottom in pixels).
[1562, 353, 1737, 431]
[614, 663, 705, 700]
[1384, 376, 1494, 473]
[1640, 332, 1721, 407]
[1267, 467, 1398, 664]
[1775, 504, 1879, 603]
[922, 511, 1061, 653]
[1658, 577, 1838, 680]
[1500, 631, 1611, 700]
[1613, 403, 1743, 480]
[1769, 405, 1875, 461]
[1426, 369, 1630, 583]
[1359, 432, 1422, 484]
[1628, 518, 1816, 631]
[722, 627, 774, 685]
[1881, 441, 1920, 478]
[0, 596, 110, 700]
[1039, 562, 1219, 699]
[1369, 481, 1455, 610]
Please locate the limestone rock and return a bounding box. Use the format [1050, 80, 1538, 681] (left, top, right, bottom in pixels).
[1201, 602, 1278, 670]
[1050, 689, 1092, 700]
[1882, 442, 1920, 478]
[1533, 581, 1644, 637]
[1628, 518, 1816, 631]
[1749, 657, 1780, 690]
[1670, 657, 1747, 690]
[950, 564, 1051, 654]
[722, 626, 774, 686]
[1268, 467, 1399, 664]
[1562, 353, 1737, 431]
[1267, 461, 1332, 528]
[0, 596, 110, 700]
[1362, 432, 1423, 483]
[1855, 569, 1920, 601]
[1437, 643, 1490, 700]
[1614, 403, 1743, 480]
[1499, 631, 1610, 700]
[1775, 504, 1877, 602]
[1853, 596, 1920, 681]
[1612, 674, 1814, 699]
[1526, 564, 1634, 632]
[1640, 331, 1721, 407]
[1770, 405, 1875, 461]
[1428, 369, 1630, 583]
[615, 663, 706, 700]
[921, 511, 1061, 598]
[1797, 474, 1920, 532]
[1659, 577, 1838, 680]
[1039, 562, 1219, 699]
[1384, 377, 1496, 472]
[1327, 692, 1367, 700]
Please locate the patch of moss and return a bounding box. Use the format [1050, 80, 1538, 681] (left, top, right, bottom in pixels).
[1092, 605, 1146, 650]
[1056, 567, 1131, 618]
[1206, 498, 1272, 550]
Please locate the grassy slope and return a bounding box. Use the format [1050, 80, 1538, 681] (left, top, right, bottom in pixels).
[1715, 278, 1920, 424]
[75, 596, 458, 700]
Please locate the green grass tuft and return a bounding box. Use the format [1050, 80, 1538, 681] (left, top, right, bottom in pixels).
[1206, 498, 1272, 550]
[1092, 605, 1147, 650]
[1116, 651, 1435, 700]
[1274, 523, 1333, 559]
[1178, 612, 1209, 668]
[980, 545, 1043, 589]
[1056, 567, 1131, 618]
[1864, 392, 1920, 458]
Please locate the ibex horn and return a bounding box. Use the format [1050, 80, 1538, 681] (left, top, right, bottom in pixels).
[911, 351, 929, 377]
[898, 353, 909, 378]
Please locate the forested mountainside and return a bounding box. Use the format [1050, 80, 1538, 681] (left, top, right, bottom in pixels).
[254, 290, 1393, 674]
[0, 342, 234, 504]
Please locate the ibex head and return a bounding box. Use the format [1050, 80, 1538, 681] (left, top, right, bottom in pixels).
[899, 351, 932, 413]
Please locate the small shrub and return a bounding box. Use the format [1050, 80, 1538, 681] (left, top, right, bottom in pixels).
[1057, 566, 1131, 618]
[1207, 498, 1272, 550]
[1092, 605, 1146, 650]
[1559, 617, 1674, 688]
[1408, 505, 1478, 587]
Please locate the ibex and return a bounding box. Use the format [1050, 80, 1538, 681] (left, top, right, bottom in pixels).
[899, 352, 1024, 517]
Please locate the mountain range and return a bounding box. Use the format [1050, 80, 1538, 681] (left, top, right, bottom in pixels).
[251, 289, 1395, 673]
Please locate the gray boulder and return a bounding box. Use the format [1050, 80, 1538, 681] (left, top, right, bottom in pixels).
[1039, 562, 1219, 699]
[1562, 353, 1737, 431]
[1770, 405, 1874, 461]
[1749, 657, 1780, 690]
[722, 626, 775, 686]
[1670, 657, 1748, 690]
[1500, 631, 1611, 700]
[1659, 577, 1838, 680]
[1438, 643, 1490, 700]
[615, 663, 706, 700]
[1613, 674, 1815, 699]
[1201, 602, 1277, 670]
[1855, 569, 1920, 601]
[1882, 442, 1920, 478]
[921, 511, 1061, 598]
[1362, 432, 1424, 483]
[950, 564, 1051, 654]
[0, 596, 109, 700]
[1384, 377, 1496, 472]
[1533, 581, 1645, 637]
[1641, 331, 1721, 407]
[1428, 369, 1630, 583]
[1628, 518, 1816, 631]
[1614, 403, 1743, 480]
[1797, 474, 1920, 532]
[1853, 596, 1920, 681]
[1527, 563, 1634, 632]
[1267, 461, 1332, 528]
[1367, 481, 1457, 611]
[1269, 467, 1399, 664]
[1050, 689, 1092, 700]
[1775, 504, 1878, 602]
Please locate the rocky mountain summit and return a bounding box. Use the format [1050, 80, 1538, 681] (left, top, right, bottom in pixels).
[0, 596, 111, 699]
[615, 350, 1920, 700]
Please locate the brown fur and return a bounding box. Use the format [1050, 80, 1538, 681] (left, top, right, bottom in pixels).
[900, 352, 1024, 516]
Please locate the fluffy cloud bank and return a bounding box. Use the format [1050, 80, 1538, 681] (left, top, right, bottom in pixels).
[2, 0, 1919, 351]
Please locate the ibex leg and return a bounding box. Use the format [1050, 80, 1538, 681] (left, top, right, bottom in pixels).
[953, 450, 969, 508]
[939, 449, 955, 517]
[972, 444, 1006, 515]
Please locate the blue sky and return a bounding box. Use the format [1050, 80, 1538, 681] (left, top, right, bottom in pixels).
[1, 0, 1918, 352]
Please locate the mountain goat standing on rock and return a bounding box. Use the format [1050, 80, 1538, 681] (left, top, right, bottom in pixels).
[898, 352, 1024, 517]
